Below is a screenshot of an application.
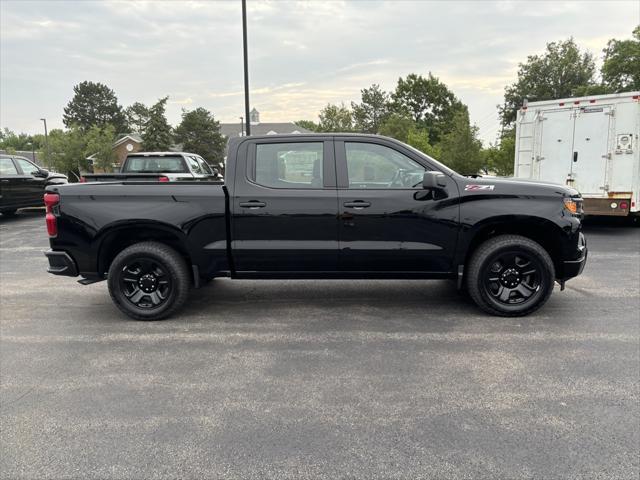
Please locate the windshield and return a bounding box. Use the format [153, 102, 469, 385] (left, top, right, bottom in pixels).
[122, 155, 187, 173]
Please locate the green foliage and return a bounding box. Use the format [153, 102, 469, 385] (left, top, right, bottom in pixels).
[174, 107, 226, 165]
[481, 129, 515, 176]
[142, 97, 173, 151]
[392, 73, 465, 144]
[48, 127, 88, 179]
[318, 103, 353, 132]
[84, 124, 117, 172]
[377, 113, 416, 143]
[351, 84, 391, 134]
[124, 102, 150, 134]
[0, 129, 45, 151]
[63, 81, 127, 132]
[439, 111, 483, 175]
[602, 25, 640, 92]
[500, 38, 597, 126]
[294, 120, 320, 132]
[406, 128, 441, 159]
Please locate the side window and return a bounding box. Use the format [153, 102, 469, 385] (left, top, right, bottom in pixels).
[253, 142, 323, 189]
[187, 156, 203, 174]
[15, 158, 39, 175]
[345, 142, 425, 189]
[196, 156, 213, 175]
[0, 158, 18, 175]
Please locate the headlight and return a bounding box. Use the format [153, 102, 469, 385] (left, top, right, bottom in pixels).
[563, 198, 582, 215]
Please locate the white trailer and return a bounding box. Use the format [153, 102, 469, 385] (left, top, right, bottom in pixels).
[514, 92, 640, 216]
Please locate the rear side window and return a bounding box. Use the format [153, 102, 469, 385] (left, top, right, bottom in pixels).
[0, 158, 18, 175]
[122, 156, 187, 173]
[253, 142, 323, 189]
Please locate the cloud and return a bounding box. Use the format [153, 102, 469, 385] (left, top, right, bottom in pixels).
[1, 0, 638, 145]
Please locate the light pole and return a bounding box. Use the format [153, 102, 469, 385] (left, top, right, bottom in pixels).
[242, 0, 251, 136]
[40, 118, 49, 168]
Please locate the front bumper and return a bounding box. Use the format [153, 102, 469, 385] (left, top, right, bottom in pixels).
[560, 232, 587, 280]
[44, 250, 78, 277]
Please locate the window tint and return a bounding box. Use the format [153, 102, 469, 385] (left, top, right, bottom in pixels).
[345, 142, 425, 189]
[254, 142, 323, 189]
[15, 158, 39, 175]
[122, 156, 187, 173]
[0, 158, 18, 175]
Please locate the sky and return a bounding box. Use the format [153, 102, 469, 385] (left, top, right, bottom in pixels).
[1, 0, 638, 145]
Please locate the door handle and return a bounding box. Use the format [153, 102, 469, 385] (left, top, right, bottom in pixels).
[239, 200, 266, 209]
[344, 201, 371, 209]
[0, 180, 9, 183]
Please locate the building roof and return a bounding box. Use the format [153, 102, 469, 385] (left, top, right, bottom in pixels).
[113, 133, 143, 147]
[219, 122, 311, 138]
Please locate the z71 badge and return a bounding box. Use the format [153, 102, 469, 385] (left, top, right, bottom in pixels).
[465, 184, 495, 191]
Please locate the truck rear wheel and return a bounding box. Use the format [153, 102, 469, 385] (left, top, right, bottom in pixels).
[467, 235, 555, 317]
[107, 242, 190, 320]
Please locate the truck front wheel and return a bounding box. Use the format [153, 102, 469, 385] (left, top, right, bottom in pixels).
[467, 235, 555, 316]
[107, 242, 190, 320]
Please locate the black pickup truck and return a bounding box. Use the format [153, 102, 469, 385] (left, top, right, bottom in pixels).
[44, 134, 587, 320]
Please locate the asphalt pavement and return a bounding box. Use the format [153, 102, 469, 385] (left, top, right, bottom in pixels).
[1, 209, 639, 479]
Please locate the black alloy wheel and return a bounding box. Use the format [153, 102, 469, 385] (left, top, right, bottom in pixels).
[119, 257, 172, 309]
[482, 250, 542, 306]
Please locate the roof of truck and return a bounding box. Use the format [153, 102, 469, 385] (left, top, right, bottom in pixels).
[523, 91, 639, 108]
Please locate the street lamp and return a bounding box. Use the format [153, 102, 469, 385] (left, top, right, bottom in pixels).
[242, 0, 251, 136]
[40, 118, 49, 168]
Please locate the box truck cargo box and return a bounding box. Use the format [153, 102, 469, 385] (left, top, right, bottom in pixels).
[514, 92, 639, 217]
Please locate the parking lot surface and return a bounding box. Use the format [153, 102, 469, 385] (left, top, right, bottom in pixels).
[1, 210, 639, 479]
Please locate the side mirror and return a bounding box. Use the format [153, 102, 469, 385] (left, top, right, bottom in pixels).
[34, 168, 49, 178]
[423, 171, 447, 190]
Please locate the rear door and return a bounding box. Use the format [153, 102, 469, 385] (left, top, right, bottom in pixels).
[232, 138, 339, 272]
[539, 109, 574, 184]
[571, 106, 611, 195]
[335, 138, 459, 273]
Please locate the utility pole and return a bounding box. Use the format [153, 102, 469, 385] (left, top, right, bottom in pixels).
[40, 118, 49, 168]
[242, 0, 251, 136]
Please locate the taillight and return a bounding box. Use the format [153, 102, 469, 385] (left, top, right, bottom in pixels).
[619, 201, 629, 210]
[79, 176, 86, 183]
[158, 176, 170, 182]
[44, 193, 59, 237]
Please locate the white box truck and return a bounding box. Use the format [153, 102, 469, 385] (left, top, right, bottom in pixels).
[514, 91, 639, 217]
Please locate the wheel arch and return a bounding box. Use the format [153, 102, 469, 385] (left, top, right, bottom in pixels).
[461, 216, 566, 275]
[96, 221, 192, 277]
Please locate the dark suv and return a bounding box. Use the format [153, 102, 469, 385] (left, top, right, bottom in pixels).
[0, 155, 67, 216]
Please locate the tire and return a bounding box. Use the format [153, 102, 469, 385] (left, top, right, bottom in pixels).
[466, 235, 555, 317]
[107, 242, 190, 320]
[1, 209, 17, 216]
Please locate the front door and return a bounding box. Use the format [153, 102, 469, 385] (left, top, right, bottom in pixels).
[0, 157, 20, 210]
[335, 139, 459, 273]
[14, 158, 46, 205]
[232, 138, 339, 272]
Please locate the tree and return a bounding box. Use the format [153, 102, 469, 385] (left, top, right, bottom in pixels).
[481, 129, 515, 176]
[351, 84, 391, 133]
[84, 124, 117, 172]
[500, 39, 597, 126]
[377, 113, 416, 143]
[48, 127, 88, 179]
[439, 111, 482, 175]
[294, 120, 320, 132]
[174, 107, 226, 165]
[406, 128, 441, 159]
[317, 103, 353, 132]
[124, 102, 150, 134]
[63, 81, 127, 132]
[602, 25, 640, 92]
[392, 73, 465, 144]
[142, 97, 172, 151]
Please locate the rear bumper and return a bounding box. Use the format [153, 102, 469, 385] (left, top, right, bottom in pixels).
[559, 232, 587, 280]
[44, 250, 78, 277]
[583, 197, 631, 216]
